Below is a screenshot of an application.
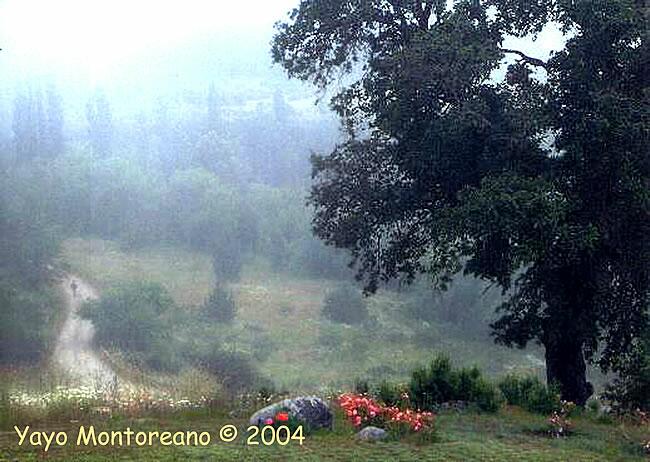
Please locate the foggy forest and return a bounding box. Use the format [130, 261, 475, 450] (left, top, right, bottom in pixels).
[0, 1, 648, 460]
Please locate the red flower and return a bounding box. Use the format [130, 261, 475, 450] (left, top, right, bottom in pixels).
[337, 393, 435, 433]
[276, 412, 289, 422]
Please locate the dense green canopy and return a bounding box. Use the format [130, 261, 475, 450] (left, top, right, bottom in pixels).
[272, 0, 649, 404]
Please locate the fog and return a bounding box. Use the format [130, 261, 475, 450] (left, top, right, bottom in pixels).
[3, 2, 635, 454]
[1, 0, 647, 459]
[0, 0, 322, 136]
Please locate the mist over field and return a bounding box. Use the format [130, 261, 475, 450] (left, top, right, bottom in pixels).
[0, 1, 647, 460]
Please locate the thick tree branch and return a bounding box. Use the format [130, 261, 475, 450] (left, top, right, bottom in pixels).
[412, 1, 435, 29]
[420, 1, 435, 29]
[501, 48, 548, 69]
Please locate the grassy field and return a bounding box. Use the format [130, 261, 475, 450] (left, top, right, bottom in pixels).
[59, 238, 547, 391]
[2, 237, 648, 460]
[60, 238, 214, 307]
[1, 407, 648, 461]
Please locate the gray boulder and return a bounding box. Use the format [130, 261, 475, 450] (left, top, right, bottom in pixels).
[249, 396, 332, 430]
[357, 426, 388, 441]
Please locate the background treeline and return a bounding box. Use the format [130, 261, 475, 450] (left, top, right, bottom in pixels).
[0, 79, 348, 366]
[4, 78, 645, 411]
[0, 79, 503, 380]
[1, 80, 348, 276]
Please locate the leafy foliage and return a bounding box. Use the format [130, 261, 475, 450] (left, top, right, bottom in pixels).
[498, 374, 561, 414]
[603, 327, 650, 411]
[409, 355, 503, 413]
[79, 281, 177, 370]
[272, 0, 650, 405]
[0, 285, 59, 364]
[0, 165, 62, 365]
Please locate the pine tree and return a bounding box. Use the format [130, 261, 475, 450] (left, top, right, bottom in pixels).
[86, 90, 113, 157]
[12, 86, 46, 161]
[45, 83, 64, 157]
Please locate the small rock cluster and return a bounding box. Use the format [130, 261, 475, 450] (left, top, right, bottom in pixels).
[249, 396, 333, 430]
[356, 426, 387, 441]
[432, 400, 469, 412]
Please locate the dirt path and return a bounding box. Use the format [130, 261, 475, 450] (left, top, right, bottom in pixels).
[53, 275, 118, 392]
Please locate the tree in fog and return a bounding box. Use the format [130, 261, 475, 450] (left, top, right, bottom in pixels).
[272, 89, 292, 124]
[86, 90, 113, 157]
[45, 83, 64, 157]
[12, 87, 45, 161]
[206, 83, 222, 132]
[12, 83, 64, 161]
[272, 0, 649, 405]
[197, 85, 235, 181]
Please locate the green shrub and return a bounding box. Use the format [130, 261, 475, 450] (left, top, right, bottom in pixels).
[497, 374, 561, 414]
[376, 381, 412, 408]
[321, 284, 368, 325]
[471, 377, 504, 413]
[602, 327, 650, 412]
[197, 348, 267, 392]
[455, 367, 482, 401]
[409, 355, 502, 413]
[79, 281, 177, 370]
[203, 283, 236, 323]
[410, 356, 457, 407]
[377, 381, 401, 406]
[0, 285, 59, 364]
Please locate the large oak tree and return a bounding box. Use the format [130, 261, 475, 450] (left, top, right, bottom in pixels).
[272, 0, 649, 405]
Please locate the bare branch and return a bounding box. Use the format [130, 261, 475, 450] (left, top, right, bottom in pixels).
[501, 48, 548, 69]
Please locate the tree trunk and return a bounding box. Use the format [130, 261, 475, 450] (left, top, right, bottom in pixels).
[543, 332, 593, 406]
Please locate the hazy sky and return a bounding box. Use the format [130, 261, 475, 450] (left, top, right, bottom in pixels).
[0, 0, 298, 83]
[0, 0, 565, 77]
[0, 0, 567, 111]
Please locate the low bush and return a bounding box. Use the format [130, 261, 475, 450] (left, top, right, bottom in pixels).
[497, 374, 561, 414]
[409, 356, 456, 406]
[79, 281, 178, 371]
[377, 381, 400, 406]
[603, 328, 650, 412]
[321, 284, 368, 325]
[409, 355, 503, 413]
[377, 381, 411, 408]
[196, 348, 268, 393]
[471, 377, 504, 413]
